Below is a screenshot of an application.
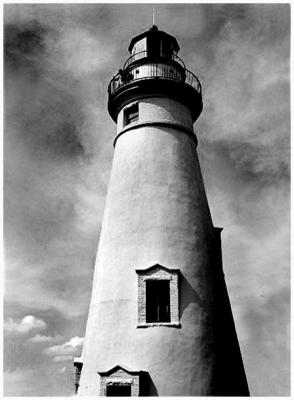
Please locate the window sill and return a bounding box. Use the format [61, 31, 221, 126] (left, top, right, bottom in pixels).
[137, 322, 181, 328]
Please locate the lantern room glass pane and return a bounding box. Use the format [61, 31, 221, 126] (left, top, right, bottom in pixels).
[132, 38, 147, 55]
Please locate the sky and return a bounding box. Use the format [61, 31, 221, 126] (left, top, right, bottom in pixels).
[3, 3, 290, 396]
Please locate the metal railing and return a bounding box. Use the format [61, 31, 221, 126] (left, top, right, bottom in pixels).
[108, 62, 201, 96]
[123, 50, 185, 70]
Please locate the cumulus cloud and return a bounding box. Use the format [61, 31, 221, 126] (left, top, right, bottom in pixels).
[28, 334, 62, 343]
[4, 315, 46, 334]
[44, 336, 84, 361]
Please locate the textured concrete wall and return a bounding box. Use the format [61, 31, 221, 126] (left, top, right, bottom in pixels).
[78, 96, 248, 396]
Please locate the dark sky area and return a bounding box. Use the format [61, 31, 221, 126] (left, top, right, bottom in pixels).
[4, 3, 290, 396]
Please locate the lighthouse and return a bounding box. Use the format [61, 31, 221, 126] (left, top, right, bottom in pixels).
[75, 25, 249, 396]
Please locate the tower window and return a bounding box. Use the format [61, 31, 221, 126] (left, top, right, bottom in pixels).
[124, 103, 138, 126]
[136, 264, 181, 327]
[106, 384, 131, 396]
[98, 365, 142, 396]
[146, 280, 170, 323]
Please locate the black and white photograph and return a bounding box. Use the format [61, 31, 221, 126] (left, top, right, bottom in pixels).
[4, 3, 290, 396]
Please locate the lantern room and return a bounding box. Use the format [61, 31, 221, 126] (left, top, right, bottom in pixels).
[127, 25, 180, 63]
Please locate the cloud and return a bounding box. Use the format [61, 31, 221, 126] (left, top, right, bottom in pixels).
[28, 334, 62, 343]
[66, 336, 85, 347]
[44, 336, 84, 360]
[4, 7, 112, 321]
[156, 4, 207, 39]
[240, 288, 290, 396]
[4, 315, 46, 334]
[48, 26, 114, 78]
[197, 5, 290, 181]
[4, 369, 36, 396]
[205, 167, 290, 396]
[53, 355, 74, 363]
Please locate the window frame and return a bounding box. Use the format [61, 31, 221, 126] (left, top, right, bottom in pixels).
[98, 365, 141, 397]
[136, 264, 181, 328]
[124, 102, 139, 126]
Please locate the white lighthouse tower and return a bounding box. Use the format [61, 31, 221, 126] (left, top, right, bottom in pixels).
[75, 26, 249, 396]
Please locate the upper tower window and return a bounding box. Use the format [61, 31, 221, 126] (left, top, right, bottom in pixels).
[124, 103, 139, 126]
